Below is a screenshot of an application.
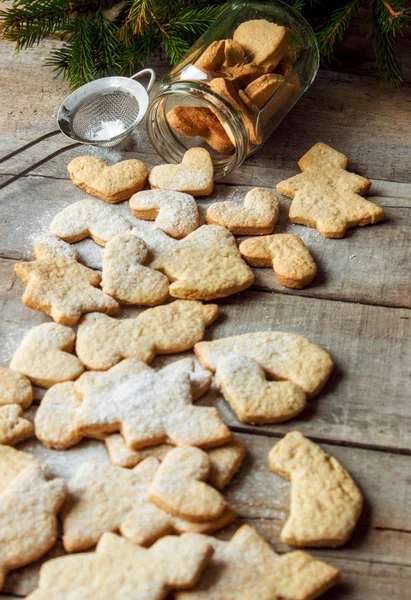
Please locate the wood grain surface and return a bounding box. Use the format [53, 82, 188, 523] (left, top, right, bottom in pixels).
[0, 35, 410, 600]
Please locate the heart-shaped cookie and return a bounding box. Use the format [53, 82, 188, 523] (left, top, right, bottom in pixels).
[149, 148, 214, 197]
[67, 156, 149, 204]
[206, 187, 279, 235]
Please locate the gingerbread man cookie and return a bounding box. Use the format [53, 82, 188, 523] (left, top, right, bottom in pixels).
[101, 232, 169, 306]
[14, 257, 119, 325]
[239, 233, 317, 288]
[277, 142, 385, 238]
[10, 323, 84, 388]
[50, 197, 131, 246]
[269, 431, 363, 547]
[206, 188, 279, 234]
[67, 156, 148, 203]
[130, 189, 199, 239]
[149, 148, 214, 196]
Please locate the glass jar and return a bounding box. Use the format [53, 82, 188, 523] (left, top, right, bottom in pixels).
[146, 1, 319, 178]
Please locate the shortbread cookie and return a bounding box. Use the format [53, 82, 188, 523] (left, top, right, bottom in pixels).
[131, 221, 179, 268]
[35, 382, 82, 450]
[225, 62, 265, 88]
[62, 459, 235, 552]
[67, 156, 148, 203]
[33, 234, 79, 261]
[0, 466, 66, 590]
[149, 447, 227, 522]
[27, 531, 213, 600]
[209, 78, 260, 145]
[215, 355, 306, 424]
[277, 142, 385, 238]
[233, 20, 291, 69]
[105, 433, 245, 490]
[196, 39, 245, 71]
[206, 188, 279, 234]
[239, 73, 285, 110]
[167, 106, 235, 154]
[176, 524, 340, 600]
[14, 257, 119, 325]
[50, 197, 131, 246]
[0, 368, 32, 409]
[154, 225, 254, 300]
[0, 445, 42, 488]
[101, 232, 169, 305]
[149, 148, 214, 196]
[10, 323, 84, 388]
[0, 405, 33, 446]
[269, 431, 363, 547]
[35, 359, 211, 450]
[75, 358, 230, 449]
[76, 300, 218, 370]
[195, 332, 333, 399]
[239, 233, 317, 288]
[130, 189, 199, 239]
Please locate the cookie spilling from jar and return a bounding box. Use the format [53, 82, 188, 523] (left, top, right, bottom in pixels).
[167, 19, 299, 153]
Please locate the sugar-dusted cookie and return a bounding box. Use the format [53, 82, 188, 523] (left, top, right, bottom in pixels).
[215, 355, 306, 424]
[0, 445, 42, 488]
[149, 148, 214, 197]
[0, 405, 33, 446]
[239, 73, 285, 110]
[0, 466, 66, 590]
[76, 301, 218, 370]
[75, 358, 231, 450]
[167, 106, 234, 154]
[14, 257, 119, 325]
[176, 525, 340, 600]
[154, 225, 254, 300]
[33, 234, 79, 261]
[269, 431, 363, 547]
[10, 323, 84, 388]
[105, 433, 245, 490]
[277, 142, 385, 238]
[27, 531, 213, 600]
[67, 156, 148, 203]
[149, 447, 227, 522]
[233, 20, 291, 69]
[101, 232, 169, 306]
[239, 233, 317, 288]
[50, 197, 131, 246]
[62, 458, 235, 552]
[0, 368, 32, 409]
[195, 331, 333, 399]
[35, 382, 82, 449]
[206, 188, 279, 234]
[35, 359, 213, 451]
[131, 221, 179, 268]
[130, 189, 199, 239]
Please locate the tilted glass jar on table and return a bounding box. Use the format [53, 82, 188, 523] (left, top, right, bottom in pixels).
[146, 1, 319, 178]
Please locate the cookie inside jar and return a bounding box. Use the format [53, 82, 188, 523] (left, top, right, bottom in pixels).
[146, 2, 319, 178]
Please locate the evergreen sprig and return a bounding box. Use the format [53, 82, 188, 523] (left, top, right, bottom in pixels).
[0, 0, 409, 89]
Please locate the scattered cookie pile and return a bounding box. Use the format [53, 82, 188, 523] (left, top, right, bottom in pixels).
[0, 137, 385, 599]
[169, 19, 300, 152]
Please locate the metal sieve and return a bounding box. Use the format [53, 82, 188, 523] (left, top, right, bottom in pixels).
[0, 68, 155, 191]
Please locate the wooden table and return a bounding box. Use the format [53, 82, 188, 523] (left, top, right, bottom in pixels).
[0, 38, 410, 599]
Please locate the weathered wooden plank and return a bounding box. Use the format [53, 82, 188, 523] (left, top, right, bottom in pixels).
[1, 256, 410, 452]
[1, 40, 411, 185]
[0, 176, 410, 308]
[1, 430, 411, 596]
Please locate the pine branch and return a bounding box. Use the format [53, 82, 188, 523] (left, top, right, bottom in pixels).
[371, 0, 409, 86]
[316, 0, 363, 57]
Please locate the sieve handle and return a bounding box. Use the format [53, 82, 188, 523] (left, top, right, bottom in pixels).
[130, 68, 156, 94]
